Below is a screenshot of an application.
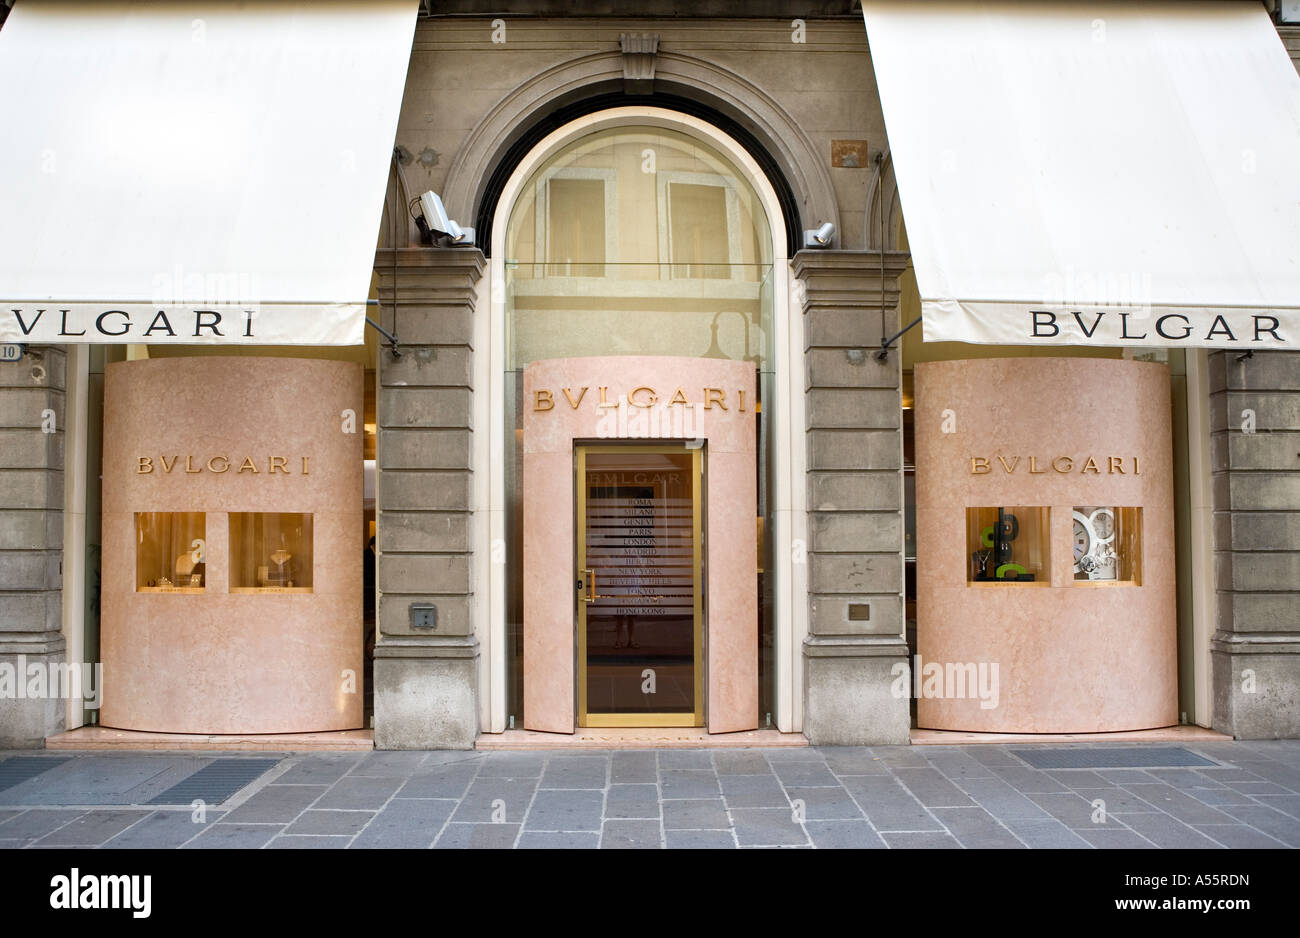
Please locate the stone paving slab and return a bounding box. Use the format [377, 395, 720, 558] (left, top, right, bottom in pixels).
[101, 809, 228, 849]
[0, 740, 1298, 848]
[1, 755, 204, 805]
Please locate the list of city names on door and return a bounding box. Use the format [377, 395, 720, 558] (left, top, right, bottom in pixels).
[587, 492, 694, 617]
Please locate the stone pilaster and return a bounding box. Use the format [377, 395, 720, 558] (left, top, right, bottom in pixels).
[1209, 350, 1300, 738]
[372, 248, 484, 749]
[793, 250, 912, 745]
[0, 345, 67, 747]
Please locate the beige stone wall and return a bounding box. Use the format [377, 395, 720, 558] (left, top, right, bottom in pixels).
[392, 17, 879, 248]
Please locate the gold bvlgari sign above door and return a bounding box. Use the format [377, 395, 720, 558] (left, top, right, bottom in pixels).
[534, 385, 749, 412]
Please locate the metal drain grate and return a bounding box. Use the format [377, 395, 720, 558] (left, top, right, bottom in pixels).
[147, 758, 279, 805]
[0, 756, 70, 792]
[1012, 747, 1216, 769]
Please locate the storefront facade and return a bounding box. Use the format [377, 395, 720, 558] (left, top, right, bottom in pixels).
[1, 1, 1298, 749]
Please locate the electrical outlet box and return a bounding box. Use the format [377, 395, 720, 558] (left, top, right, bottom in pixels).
[409, 603, 437, 630]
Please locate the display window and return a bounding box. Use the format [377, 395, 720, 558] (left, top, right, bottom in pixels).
[965, 506, 1050, 585]
[135, 512, 207, 592]
[229, 512, 314, 593]
[1073, 506, 1142, 585]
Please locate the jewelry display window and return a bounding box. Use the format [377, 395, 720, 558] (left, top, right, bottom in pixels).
[965, 507, 1050, 585]
[229, 512, 314, 593]
[1073, 506, 1142, 585]
[135, 512, 207, 592]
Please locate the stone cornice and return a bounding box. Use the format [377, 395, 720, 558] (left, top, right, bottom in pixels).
[373, 248, 487, 311]
[792, 249, 912, 314]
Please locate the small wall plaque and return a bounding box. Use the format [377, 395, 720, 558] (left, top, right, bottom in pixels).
[831, 140, 870, 169]
[410, 603, 438, 630]
[848, 602, 871, 621]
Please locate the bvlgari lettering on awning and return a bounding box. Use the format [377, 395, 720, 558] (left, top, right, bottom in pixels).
[970, 456, 1139, 476]
[136, 456, 310, 475]
[10, 308, 258, 340]
[534, 386, 747, 412]
[1029, 311, 1284, 345]
[860, 2, 1300, 351]
[0, 1, 419, 348]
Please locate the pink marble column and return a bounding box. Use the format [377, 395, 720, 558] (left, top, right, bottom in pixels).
[914, 358, 1178, 733]
[522, 356, 758, 733]
[100, 357, 364, 734]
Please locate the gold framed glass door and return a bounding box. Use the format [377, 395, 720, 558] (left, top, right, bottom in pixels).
[576, 444, 703, 728]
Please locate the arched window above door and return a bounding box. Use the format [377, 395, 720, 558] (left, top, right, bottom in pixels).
[503, 125, 774, 369]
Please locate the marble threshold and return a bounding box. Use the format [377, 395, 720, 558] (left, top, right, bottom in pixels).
[44, 725, 374, 752]
[910, 724, 1232, 745]
[476, 728, 808, 750]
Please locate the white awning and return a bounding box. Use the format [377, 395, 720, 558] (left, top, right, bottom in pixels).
[0, 0, 418, 345]
[862, 1, 1300, 349]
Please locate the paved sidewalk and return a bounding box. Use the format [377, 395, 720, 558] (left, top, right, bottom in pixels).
[1, 740, 1298, 848]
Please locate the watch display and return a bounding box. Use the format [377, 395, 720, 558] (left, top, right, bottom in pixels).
[1073, 506, 1142, 584]
[966, 506, 1050, 584]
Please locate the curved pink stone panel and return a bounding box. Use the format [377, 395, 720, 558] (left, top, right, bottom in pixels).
[522, 356, 757, 733]
[914, 358, 1178, 733]
[100, 357, 364, 734]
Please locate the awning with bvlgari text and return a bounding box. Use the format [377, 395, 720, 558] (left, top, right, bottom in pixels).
[0, 0, 418, 345]
[861, 1, 1300, 349]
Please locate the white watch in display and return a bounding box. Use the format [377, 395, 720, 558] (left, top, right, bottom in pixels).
[1073, 506, 1117, 580]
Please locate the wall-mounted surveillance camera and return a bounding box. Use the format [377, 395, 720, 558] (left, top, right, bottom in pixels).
[413, 190, 476, 247]
[802, 222, 835, 249]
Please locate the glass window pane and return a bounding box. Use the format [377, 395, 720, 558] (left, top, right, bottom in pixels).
[966, 507, 1050, 584]
[135, 512, 206, 592]
[502, 123, 776, 728]
[229, 512, 314, 593]
[1073, 506, 1143, 585]
[582, 450, 698, 720]
[669, 182, 729, 279]
[546, 177, 605, 277]
[504, 126, 772, 371]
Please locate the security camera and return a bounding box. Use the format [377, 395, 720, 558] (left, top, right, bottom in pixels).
[414, 191, 475, 246]
[803, 222, 836, 248]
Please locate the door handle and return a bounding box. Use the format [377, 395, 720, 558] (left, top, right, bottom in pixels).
[581, 568, 596, 603]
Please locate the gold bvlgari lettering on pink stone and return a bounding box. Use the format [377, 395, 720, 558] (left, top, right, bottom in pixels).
[134, 454, 310, 475]
[970, 454, 1139, 474]
[531, 385, 749, 412]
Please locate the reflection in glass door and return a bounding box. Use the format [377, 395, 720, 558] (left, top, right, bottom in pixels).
[576, 445, 702, 727]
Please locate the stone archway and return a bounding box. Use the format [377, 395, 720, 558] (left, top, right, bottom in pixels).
[439, 48, 838, 253]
